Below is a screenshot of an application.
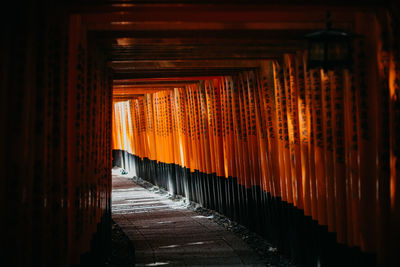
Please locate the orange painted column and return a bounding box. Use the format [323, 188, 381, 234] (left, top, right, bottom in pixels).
[374, 12, 391, 267]
[303, 55, 318, 221]
[227, 78, 237, 180]
[274, 61, 293, 204]
[260, 61, 281, 198]
[331, 69, 347, 244]
[254, 69, 271, 193]
[321, 70, 336, 232]
[247, 71, 262, 188]
[219, 78, 229, 177]
[150, 94, 158, 161]
[241, 72, 255, 188]
[186, 87, 195, 171]
[387, 12, 400, 267]
[216, 79, 226, 178]
[138, 97, 146, 160]
[343, 68, 360, 247]
[354, 12, 378, 253]
[167, 92, 175, 165]
[296, 52, 312, 216]
[193, 87, 202, 173]
[284, 54, 304, 210]
[310, 68, 327, 226]
[232, 76, 244, 187]
[67, 15, 83, 262]
[238, 73, 251, 188]
[205, 82, 217, 175]
[199, 85, 206, 174]
[272, 62, 288, 202]
[202, 83, 212, 175]
[183, 88, 191, 170]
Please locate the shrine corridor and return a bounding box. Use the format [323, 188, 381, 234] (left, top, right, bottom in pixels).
[3, 1, 400, 266]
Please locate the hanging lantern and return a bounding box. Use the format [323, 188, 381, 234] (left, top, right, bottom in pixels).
[305, 12, 356, 70]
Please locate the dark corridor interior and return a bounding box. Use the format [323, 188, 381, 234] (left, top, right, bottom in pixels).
[2, 0, 400, 266]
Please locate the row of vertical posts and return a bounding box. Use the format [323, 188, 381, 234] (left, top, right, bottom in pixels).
[112, 11, 400, 267]
[2, 4, 113, 266]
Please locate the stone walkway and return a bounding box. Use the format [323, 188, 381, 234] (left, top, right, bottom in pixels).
[112, 173, 268, 266]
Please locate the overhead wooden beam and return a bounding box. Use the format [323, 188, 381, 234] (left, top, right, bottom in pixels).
[92, 30, 313, 61]
[91, 29, 327, 41]
[112, 69, 250, 79]
[113, 80, 198, 87]
[91, 35, 312, 45]
[110, 60, 263, 70]
[108, 54, 287, 61]
[87, 21, 341, 32]
[80, 5, 358, 26]
[111, 43, 305, 50]
[113, 96, 141, 101]
[70, 1, 384, 15]
[114, 88, 175, 95]
[114, 77, 222, 83]
[113, 76, 223, 87]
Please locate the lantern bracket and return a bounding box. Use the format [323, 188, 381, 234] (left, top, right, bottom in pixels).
[304, 11, 360, 70]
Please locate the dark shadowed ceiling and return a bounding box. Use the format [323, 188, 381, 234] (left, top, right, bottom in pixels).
[65, 0, 386, 99]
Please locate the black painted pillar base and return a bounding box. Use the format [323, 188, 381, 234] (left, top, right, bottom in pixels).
[79, 208, 112, 266]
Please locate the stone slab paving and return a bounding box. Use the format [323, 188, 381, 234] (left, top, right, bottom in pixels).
[112, 173, 268, 266]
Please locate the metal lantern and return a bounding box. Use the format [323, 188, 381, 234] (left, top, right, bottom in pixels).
[305, 13, 355, 70]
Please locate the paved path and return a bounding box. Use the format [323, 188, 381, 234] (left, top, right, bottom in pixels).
[112, 173, 268, 266]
